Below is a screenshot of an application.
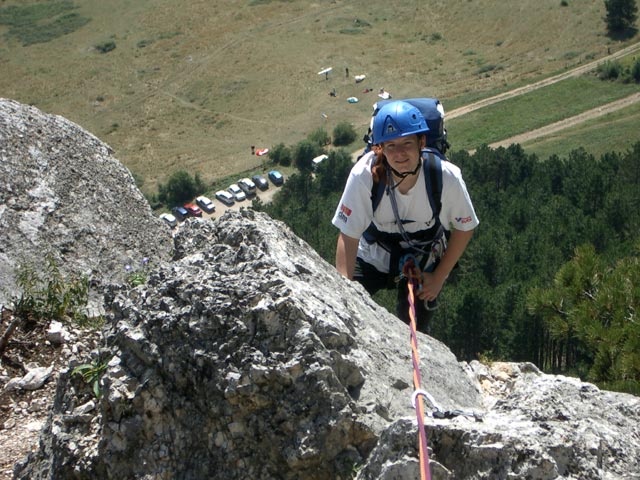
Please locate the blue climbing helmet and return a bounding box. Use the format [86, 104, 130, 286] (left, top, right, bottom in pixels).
[371, 100, 429, 144]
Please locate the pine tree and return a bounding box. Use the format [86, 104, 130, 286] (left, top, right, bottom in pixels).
[604, 0, 638, 33]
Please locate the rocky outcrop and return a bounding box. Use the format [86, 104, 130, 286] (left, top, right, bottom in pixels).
[0, 98, 173, 308]
[3, 99, 640, 479]
[361, 361, 640, 479]
[14, 211, 640, 479]
[15, 213, 483, 479]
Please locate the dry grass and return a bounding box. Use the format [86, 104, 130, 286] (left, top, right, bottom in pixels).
[0, 0, 635, 195]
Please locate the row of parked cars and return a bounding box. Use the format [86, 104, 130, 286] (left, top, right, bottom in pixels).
[159, 170, 284, 228]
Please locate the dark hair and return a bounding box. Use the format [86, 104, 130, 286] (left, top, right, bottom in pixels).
[371, 147, 386, 185]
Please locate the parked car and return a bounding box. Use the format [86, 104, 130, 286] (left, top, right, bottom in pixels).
[312, 154, 328, 170]
[228, 183, 247, 201]
[215, 190, 235, 206]
[183, 203, 203, 217]
[195, 195, 215, 213]
[238, 177, 257, 197]
[268, 170, 284, 186]
[159, 212, 177, 228]
[251, 174, 269, 191]
[171, 206, 189, 221]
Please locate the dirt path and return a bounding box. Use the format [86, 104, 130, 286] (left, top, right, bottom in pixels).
[447, 41, 640, 120]
[487, 92, 640, 150]
[349, 41, 640, 160]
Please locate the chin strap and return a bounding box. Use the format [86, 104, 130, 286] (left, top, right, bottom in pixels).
[386, 158, 422, 188]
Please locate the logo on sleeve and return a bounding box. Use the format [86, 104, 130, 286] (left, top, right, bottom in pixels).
[338, 204, 352, 223]
[455, 216, 472, 224]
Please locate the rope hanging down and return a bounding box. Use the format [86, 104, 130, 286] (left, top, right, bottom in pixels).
[401, 255, 432, 480]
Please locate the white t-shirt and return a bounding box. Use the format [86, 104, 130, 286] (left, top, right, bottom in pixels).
[332, 151, 479, 273]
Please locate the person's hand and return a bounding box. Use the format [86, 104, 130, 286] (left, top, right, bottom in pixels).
[417, 271, 445, 301]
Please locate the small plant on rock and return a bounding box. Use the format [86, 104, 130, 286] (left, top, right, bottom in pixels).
[72, 358, 108, 398]
[125, 257, 150, 287]
[12, 254, 90, 325]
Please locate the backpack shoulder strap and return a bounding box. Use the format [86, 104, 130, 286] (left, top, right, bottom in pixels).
[422, 148, 444, 220]
[371, 176, 386, 213]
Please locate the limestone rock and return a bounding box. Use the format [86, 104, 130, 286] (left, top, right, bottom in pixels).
[0, 98, 173, 307]
[359, 364, 640, 479]
[2, 99, 639, 479]
[15, 212, 483, 479]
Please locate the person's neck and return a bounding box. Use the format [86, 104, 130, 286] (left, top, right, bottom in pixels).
[392, 170, 420, 194]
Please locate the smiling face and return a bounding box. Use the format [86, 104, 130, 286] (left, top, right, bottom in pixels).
[381, 134, 425, 176]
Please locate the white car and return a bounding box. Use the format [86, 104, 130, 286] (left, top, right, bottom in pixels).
[195, 195, 215, 213]
[159, 212, 177, 228]
[312, 154, 328, 170]
[215, 190, 235, 206]
[228, 184, 246, 201]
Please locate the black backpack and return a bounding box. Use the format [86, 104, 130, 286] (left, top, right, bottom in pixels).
[362, 97, 449, 156]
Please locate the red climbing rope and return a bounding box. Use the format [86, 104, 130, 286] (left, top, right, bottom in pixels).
[402, 257, 431, 480]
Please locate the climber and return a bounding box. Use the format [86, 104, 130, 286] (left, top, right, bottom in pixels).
[332, 100, 479, 333]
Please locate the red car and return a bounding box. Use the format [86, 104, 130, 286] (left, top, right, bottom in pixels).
[183, 203, 203, 217]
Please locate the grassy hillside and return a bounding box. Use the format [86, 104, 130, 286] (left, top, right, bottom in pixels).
[1, 0, 637, 195]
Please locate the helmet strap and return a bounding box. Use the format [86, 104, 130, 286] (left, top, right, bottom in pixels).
[385, 158, 422, 190]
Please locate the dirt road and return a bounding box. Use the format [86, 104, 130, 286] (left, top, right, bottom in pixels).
[487, 92, 640, 150]
[347, 41, 640, 160]
[447, 42, 640, 120]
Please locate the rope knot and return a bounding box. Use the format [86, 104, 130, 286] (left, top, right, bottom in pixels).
[400, 254, 422, 286]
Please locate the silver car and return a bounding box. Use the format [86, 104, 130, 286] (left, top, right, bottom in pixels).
[228, 184, 246, 201]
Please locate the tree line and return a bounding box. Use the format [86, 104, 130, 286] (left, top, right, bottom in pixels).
[255, 140, 640, 395]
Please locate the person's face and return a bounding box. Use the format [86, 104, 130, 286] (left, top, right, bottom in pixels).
[382, 134, 424, 174]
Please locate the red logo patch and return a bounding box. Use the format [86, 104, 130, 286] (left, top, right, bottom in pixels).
[340, 204, 352, 216]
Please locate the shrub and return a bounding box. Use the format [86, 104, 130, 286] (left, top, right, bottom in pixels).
[157, 170, 205, 206]
[307, 127, 331, 147]
[293, 140, 323, 172]
[72, 359, 108, 398]
[332, 122, 357, 146]
[598, 60, 623, 80]
[632, 58, 640, 82]
[0, 2, 91, 46]
[269, 143, 292, 166]
[11, 254, 91, 325]
[95, 40, 116, 53]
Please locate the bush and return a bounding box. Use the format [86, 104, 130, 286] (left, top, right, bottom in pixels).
[293, 140, 323, 172]
[269, 142, 292, 166]
[0, 2, 91, 46]
[332, 122, 357, 146]
[157, 170, 205, 206]
[632, 58, 640, 83]
[598, 60, 623, 80]
[307, 127, 331, 147]
[95, 40, 116, 53]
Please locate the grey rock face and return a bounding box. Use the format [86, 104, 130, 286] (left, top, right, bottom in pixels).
[0, 98, 173, 306]
[360, 362, 640, 479]
[4, 99, 639, 480]
[15, 212, 483, 479]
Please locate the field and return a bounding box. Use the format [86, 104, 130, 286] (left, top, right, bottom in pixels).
[1, 0, 638, 196]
